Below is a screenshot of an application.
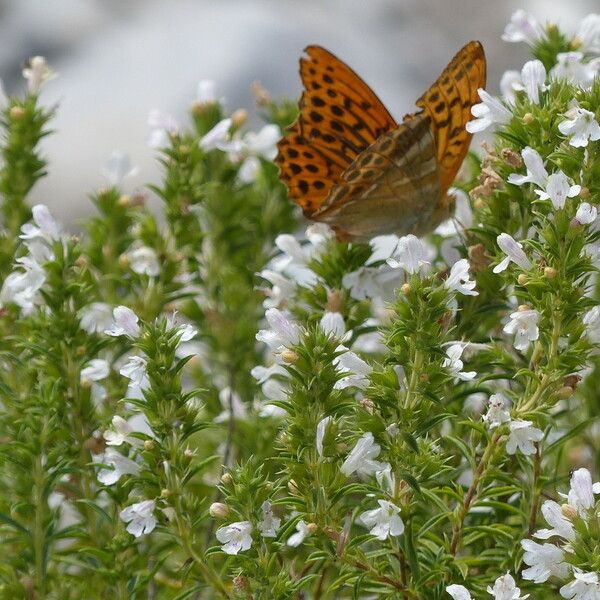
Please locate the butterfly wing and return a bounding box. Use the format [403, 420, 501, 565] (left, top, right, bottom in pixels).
[415, 41, 486, 193]
[275, 45, 397, 217]
[313, 112, 441, 241]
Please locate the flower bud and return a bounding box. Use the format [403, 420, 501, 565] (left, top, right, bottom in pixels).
[325, 289, 344, 313]
[233, 575, 249, 591]
[144, 439, 155, 451]
[231, 109, 247, 128]
[517, 274, 528, 286]
[419, 373, 429, 383]
[579, 187, 590, 199]
[400, 283, 411, 295]
[288, 479, 299, 494]
[560, 503, 578, 520]
[209, 502, 230, 518]
[522, 112, 535, 125]
[118, 254, 130, 269]
[473, 198, 485, 210]
[307, 522, 319, 534]
[501, 148, 523, 168]
[360, 398, 374, 414]
[281, 349, 299, 364]
[517, 304, 531, 312]
[160, 488, 171, 499]
[555, 385, 574, 399]
[251, 80, 271, 106]
[184, 448, 195, 459]
[544, 267, 557, 279]
[117, 194, 131, 208]
[220, 472, 233, 485]
[10, 106, 26, 120]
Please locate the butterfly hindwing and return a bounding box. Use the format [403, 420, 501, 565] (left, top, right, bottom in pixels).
[415, 41, 486, 192]
[275, 45, 397, 217]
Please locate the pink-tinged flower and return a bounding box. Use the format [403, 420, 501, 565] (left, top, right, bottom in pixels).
[445, 259, 478, 296]
[358, 500, 404, 540]
[120, 500, 157, 537]
[466, 89, 512, 133]
[493, 233, 532, 273]
[104, 306, 141, 338]
[534, 500, 575, 541]
[216, 521, 253, 554]
[22, 56, 56, 93]
[508, 147, 548, 188]
[535, 170, 580, 210]
[506, 420, 543, 455]
[558, 102, 600, 148]
[483, 393, 511, 429]
[503, 309, 540, 351]
[387, 234, 430, 273]
[341, 432, 385, 477]
[520, 539, 569, 583]
[560, 569, 600, 600]
[502, 10, 544, 45]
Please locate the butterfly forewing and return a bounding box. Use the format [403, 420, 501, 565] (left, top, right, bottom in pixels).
[275, 45, 397, 217]
[415, 41, 486, 192]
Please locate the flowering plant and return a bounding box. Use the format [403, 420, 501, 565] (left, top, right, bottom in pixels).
[1, 10, 599, 600]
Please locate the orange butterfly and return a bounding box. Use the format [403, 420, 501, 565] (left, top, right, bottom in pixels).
[275, 42, 486, 242]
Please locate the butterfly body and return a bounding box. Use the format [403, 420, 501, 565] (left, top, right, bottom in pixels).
[276, 42, 486, 241]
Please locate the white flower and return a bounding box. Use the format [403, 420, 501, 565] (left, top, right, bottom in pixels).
[575, 13, 600, 54]
[101, 151, 139, 187]
[551, 52, 599, 88]
[258, 269, 296, 309]
[238, 156, 260, 183]
[503, 309, 540, 351]
[256, 308, 301, 351]
[387, 234, 430, 273]
[287, 519, 313, 547]
[79, 302, 114, 334]
[147, 109, 179, 148]
[575, 202, 598, 225]
[126, 246, 160, 277]
[342, 267, 387, 300]
[200, 118, 233, 151]
[502, 9, 544, 45]
[105, 306, 141, 338]
[436, 189, 473, 237]
[216, 521, 253, 554]
[535, 170, 580, 210]
[258, 501, 280, 538]
[558, 103, 600, 148]
[567, 467, 600, 515]
[97, 448, 140, 485]
[81, 359, 110, 383]
[442, 344, 476, 382]
[445, 259, 478, 296]
[320, 311, 346, 337]
[197, 79, 217, 104]
[507, 147, 548, 188]
[341, 432, 385, 477]
[104, 415, 141, 448]
[506, 420, 543, 455]
[486, 572, 528, 599]
[534, 500, 576, 541]
[119, 356, 148, 386]
[0, 256, 46, 314]
[560, 569, 600, 600]
[243, 124, 280, 161]
[446, 585, 472, 600]
[483, 393, 511, 428]
[519, 60, 547, 104]
[333, 345, 372, 390]
[175, 323, 197, 344]
[375, 463, 395, 494]
[20, 204, 61, 262]
[316, 416, 332, 458]
[465, 89, 512, 133]
[359, 499, 404, 540]
[22, 56, 56, 93]
[500, 70, 523, 104]
[520, 539, 569, 583]
[214, 387, 247, 423]
[119, 499, 157, 537]
[493, 233, 532, 273]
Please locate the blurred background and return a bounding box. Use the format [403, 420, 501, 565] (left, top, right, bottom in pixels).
[0, 0, 596, 222]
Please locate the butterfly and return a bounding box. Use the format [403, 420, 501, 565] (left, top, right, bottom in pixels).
[275, 42, 486, 242]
